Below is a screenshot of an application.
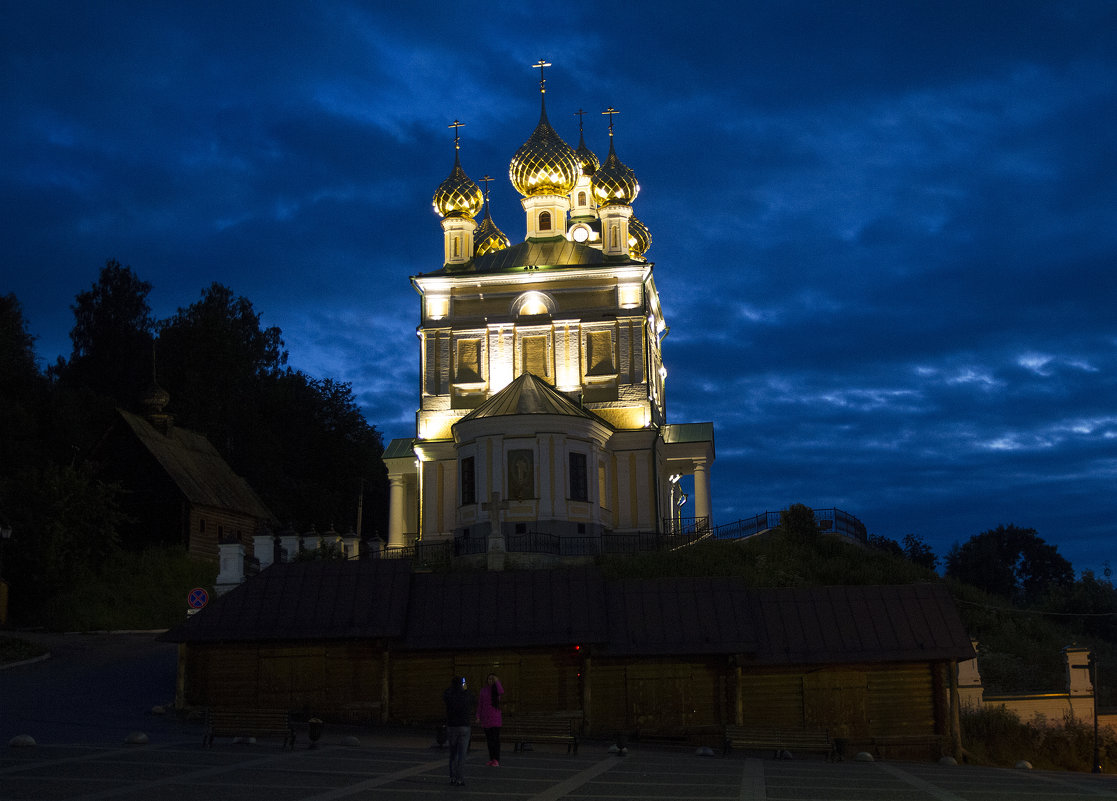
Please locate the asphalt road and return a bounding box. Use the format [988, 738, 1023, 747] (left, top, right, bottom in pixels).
[0, 631, 188, 746]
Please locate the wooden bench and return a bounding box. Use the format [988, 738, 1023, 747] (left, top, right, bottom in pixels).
[510, 713, 579, 755]
[723, 725, 834, 760]
[203, 708, 295, 749]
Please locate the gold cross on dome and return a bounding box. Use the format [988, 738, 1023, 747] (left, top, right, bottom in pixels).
[532, 59, 551, 93]
[575, 108, 587, 134]
[602, 106, 619, 136]
[480, 174, 494, 200]
[448, 119, 465, 149]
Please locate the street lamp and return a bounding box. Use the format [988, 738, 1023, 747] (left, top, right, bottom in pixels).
[1092, 653, 1102, 773]
[0, 523, 12, 581]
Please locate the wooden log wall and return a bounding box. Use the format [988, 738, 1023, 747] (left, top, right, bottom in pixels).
[180, 643, 944, 740]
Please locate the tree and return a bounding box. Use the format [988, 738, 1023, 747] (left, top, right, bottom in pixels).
[0, 293, 45, 477]
[156, 283, 287, 456]
[1, 463, 124, 624]
[251, 371, 386, 537]
[945, 525, 1074, 604]
[903, 533, 938, 571]
[868, 533, 904, 558]
[779, 503, 818, 541]
[61, 260, 155, 405]
[155, 284, 386, 537]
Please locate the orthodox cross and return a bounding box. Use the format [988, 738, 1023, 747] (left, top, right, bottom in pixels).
[480, 174, 494, 202]
[602, 106, 619, 137]
[481, 492, 510, 537]
[532, 59, 551, 94]
[448, 119, 465, 151]
[575, 108, 587, 135]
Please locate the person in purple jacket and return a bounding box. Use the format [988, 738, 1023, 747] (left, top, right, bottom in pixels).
[476, 672, 505, 766]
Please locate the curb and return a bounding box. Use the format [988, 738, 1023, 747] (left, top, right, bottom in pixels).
[0, 652, 51, 671]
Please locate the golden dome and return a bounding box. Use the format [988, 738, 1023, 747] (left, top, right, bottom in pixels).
[591, 136, 639, 207]
[574, 129, 600, 177]
[628, 215, 651, 259]
[509, 97, 579, 197]
[433, 148, 483, 219]
[474, 196, 510, 256]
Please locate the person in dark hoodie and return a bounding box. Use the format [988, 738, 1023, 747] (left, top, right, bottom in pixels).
[443, 675, 475, 786]
[476, 672, 505, 766]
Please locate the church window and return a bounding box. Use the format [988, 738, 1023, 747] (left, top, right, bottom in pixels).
[578, 191, 587, 206]
[453, 236, 460, 258]
[598, 463, 608, 508]
[522, 335, 549, 379]
[569, 452, 588, 502]
[539, 210, 552, 231]
[461, 456, 476, 506]
[456, 339, 482, 383]
[586, 330, 615, 376]
[508, 449, 534, 500]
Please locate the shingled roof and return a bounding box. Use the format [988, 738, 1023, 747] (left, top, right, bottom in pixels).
[163, 562, 974, 665]
[601, 579, 973, 663]
[163, 559, 412, 642]
[457, 372, 604, 423]
[401, 567, 608, 650]
[117, 408, 273, 520]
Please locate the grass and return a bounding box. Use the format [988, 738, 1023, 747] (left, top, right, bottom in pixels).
[15, 545, 217, 632]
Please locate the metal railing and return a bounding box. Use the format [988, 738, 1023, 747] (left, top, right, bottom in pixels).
[373, 508, 864, 567]
[378, 540, 453, 568]
[713, 508, 867, 543]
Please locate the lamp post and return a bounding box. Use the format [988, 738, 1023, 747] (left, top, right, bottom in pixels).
[0, 523, 12, 580]
[0, 524, 11, 627]
[1092, 653, 1102, 773]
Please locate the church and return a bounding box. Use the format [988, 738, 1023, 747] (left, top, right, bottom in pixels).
[382, 63, 715, 559]
[165, 67, 976, 755]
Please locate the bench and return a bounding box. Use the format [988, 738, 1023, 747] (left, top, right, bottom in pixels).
[723, 725, 834, 760]
[202, 708, 295, 749]
[510, 713, 579, 755]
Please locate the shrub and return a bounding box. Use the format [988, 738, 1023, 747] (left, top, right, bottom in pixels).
[962, 705, 1117, 772]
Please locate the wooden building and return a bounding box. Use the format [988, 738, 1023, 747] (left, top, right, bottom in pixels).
[164, 560, 974, 754]
[93, 390, 275, 561]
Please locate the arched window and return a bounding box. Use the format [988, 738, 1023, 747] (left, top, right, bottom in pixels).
[578, 191, 587, 206]
[539, 210, 552, 231]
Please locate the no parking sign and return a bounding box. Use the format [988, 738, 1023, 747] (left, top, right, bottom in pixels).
[187, 587, 209, 616]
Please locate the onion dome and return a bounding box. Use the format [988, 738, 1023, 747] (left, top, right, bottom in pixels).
[591, 135, 639, 207]
[474, 178, 510, 256]
[509, 95, 579, 197]
[574, 123, 600, 177]
[433, 122, 483, 219]
[139, 380, 170, 415]
[628, 215, 651, 259]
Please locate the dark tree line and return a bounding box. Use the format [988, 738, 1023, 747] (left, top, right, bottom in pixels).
[1, 261, 389, 619]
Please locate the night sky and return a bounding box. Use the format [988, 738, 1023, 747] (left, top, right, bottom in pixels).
[4, 2, 1115, 574]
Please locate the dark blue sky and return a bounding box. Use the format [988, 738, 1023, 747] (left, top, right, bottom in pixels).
[4, 2, 1115, 574]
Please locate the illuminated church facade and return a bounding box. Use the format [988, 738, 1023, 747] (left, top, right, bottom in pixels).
[383, 65, 714, 560]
